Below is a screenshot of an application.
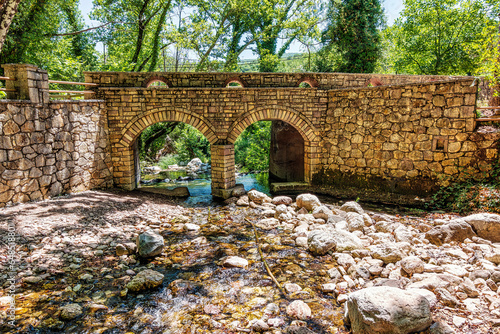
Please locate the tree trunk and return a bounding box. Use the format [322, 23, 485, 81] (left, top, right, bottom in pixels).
[148, 1, 171, 72]
[0, 0, 21, 53]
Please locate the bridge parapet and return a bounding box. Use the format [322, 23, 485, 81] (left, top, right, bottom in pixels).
[84, 71, 474, 90]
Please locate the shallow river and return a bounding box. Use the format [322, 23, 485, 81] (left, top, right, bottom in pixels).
[141, 171, 270, 205]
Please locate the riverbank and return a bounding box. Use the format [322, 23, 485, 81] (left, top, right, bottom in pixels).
[0, 189, 499, 333]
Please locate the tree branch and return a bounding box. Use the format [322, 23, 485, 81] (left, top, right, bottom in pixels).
[47, 22, 117, 36]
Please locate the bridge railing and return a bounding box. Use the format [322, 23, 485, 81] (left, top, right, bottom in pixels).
[0, 75, 16, 96]
[47, 79, 97, 100]
[475, 106, 500, 123]
[0, 64, 99, 103]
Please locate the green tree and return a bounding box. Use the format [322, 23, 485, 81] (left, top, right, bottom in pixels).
[249, 0, 323, 72]
[139, 122, 210, 163]
[386, 0, 493, 75]
[235, 121, 271, 171]
[0, 0, 98, 79]
[172, 123, 211, 163]
[182, 0, 323, 72]
[0, 0, 22, 52]
[91, 0, 173, 72]
[184, 0, 254, 71]
[318, 0, 384, 73]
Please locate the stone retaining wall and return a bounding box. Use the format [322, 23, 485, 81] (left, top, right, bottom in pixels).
[315, 79, 500, 196]
[0, 100, 112, 207]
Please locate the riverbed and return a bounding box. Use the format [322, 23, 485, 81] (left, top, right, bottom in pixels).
[0, 189, 497, 334]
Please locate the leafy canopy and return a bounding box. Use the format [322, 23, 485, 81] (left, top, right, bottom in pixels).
[386, 0, 495, 75]
[319, 0, 384, 73]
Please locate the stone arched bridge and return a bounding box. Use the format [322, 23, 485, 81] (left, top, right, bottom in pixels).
[0, 64, 498, 206]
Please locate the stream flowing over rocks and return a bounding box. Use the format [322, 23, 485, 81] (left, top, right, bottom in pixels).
[1, 190, 500, 333]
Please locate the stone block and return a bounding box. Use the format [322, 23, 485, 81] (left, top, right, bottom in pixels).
[432, 96, 446, 107]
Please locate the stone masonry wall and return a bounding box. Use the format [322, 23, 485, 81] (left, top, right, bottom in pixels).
[85, 71, 471, 90]
[100, 87, 325, 190]
[0, 101, 112, 207]
[1, 65, 497, 205]
[316, 79, 500, 197]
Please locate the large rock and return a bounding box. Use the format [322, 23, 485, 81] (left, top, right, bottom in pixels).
[308, 229, 336, 255]
[296, 194, 321, 211]
[256, 218, 280, 230]
[272, 196, 293, 206]
[286, 300, 311, 320]
[137, 230, 164, 257]
[425, 219, 476, 246]
[400, 256, 425, 276]
[344, 286, 432, 334]
[369, 243, 404, 263]
[222, 256, 248, 268]
[333, 230, 364, 252]
[248, 189, 271, 204]
[406, 273, 461, 290]
[126, 269, 164, 292]
[187, 158, 203, 171]
[340, 201, 365, 215]
[346, 212, 365, 232]
[236, 195, 250, 206]
[312, 205, 333, 220]
[231, 184, 246, 197]
[308, 228, 364, 255]
[140, 186, 190, 197]
[462, 213, 500, 242]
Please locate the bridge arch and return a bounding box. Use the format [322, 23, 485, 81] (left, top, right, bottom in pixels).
[117, 108, 218, 148]
[227, 106, 320, 183]
[227, 106, 319, 144]
[112, 109, 219, 191]
[143, 76, 172, 88]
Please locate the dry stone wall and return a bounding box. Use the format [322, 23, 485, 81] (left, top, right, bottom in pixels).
[0, 101, 112, 207]
[316, 79, 500, 197]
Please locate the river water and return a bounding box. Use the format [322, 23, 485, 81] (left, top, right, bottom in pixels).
[140, 170, 418, 216]
[141, 171, 270, 205]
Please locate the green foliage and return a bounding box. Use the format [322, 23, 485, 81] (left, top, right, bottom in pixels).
[0, 0, 98, 78]
[184, 0, 323, 72]
[91, 0, 173, 72]
[235, 121, 271, 171]
[318, 0, 384, 73]
[138, 122, 176, 161]
[173, 123, 211, 163]
[386, 0, 495, 75]
[139, 122, 210, 164]
[427, 158, 500, 214]
[158, 154, 181, 169]
[250, 0, 324, 72]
